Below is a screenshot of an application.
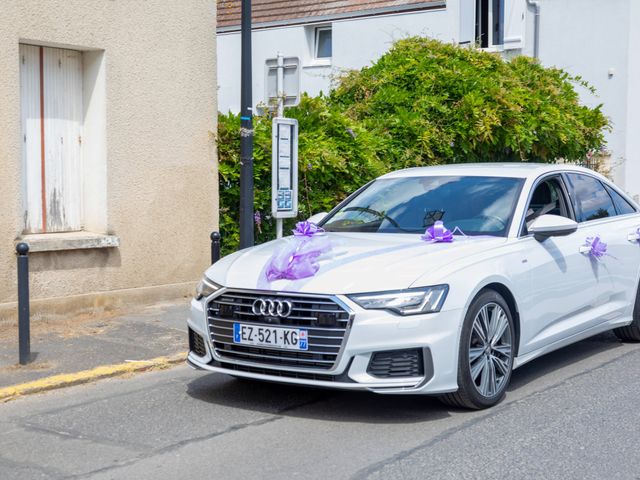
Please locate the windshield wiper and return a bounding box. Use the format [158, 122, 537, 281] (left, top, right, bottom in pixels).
[343, 206, 414, 233]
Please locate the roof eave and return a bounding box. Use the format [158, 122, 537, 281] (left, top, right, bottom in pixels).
[217, 1, 446, 34]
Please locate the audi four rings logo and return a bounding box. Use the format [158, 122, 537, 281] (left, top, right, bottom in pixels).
[252, 298, 294, 318]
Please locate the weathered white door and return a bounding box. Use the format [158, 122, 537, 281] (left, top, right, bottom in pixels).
[20, 44, 83, 233]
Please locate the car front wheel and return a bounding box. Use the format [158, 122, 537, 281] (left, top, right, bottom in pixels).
[440, 290, 515, 410]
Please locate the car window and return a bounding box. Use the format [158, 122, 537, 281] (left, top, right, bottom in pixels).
[604, 184, 636, 215]
[565, 173, 616, 222]
[522, 177, 570, 235]
[322, 176, 524, 236]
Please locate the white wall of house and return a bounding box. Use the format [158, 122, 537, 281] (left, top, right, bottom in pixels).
[533, 0, 636, 197]
[625, 0, 640, 201]
[217, 0, 639, 197]
[217, 5, 457, 114]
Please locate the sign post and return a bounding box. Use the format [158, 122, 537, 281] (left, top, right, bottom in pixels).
[272, 117, 298, 237]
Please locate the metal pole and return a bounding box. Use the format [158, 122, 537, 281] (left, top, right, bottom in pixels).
[239, 0, 254, 249]
[16, 243, 30, 365]
[210, 231, 221, 264]
[276, 51, 285, 239]
[276, 52, 284, 117]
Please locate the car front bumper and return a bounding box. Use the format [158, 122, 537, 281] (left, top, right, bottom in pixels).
[187, 292, 463, 395]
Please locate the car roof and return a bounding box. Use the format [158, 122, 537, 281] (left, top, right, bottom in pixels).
[379, 163, 598, 180]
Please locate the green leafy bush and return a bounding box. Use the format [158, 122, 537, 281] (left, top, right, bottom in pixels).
[217, 37, 609, 254]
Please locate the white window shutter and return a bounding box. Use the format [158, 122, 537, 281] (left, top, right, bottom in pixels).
[20, 45, 83, 233]
[503, 0, 526, 50]
[20, 44, 43, 233]
[459, 0, 476, 45]
[43, 47, 83, 232]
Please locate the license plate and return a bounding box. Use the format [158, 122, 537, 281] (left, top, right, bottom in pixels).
[233, 323, 308, 351]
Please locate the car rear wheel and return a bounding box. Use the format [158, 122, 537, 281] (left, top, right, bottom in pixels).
[440, 290, 514, 410]
[614, 283, 640, 341]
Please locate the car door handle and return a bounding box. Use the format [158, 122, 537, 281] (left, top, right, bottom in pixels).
[579, 245, 592, 255]
[627, 232, 640, 243]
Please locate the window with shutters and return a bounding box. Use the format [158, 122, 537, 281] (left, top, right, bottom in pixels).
[20, 44, 83, 234]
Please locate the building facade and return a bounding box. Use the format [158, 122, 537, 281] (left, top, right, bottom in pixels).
[217, 0, 640, 200]
[0, 0, 218, 321]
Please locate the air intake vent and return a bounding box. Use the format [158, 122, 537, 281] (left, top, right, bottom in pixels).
[189, 328, 207, 357]
[367, 349, 424, 378]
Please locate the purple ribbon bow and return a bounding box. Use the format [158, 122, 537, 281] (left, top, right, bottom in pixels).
[584, 235, 607, 259]
[265, 235, 331, 282]
[421, 221, 454, 243]
[292, 221, 325, 237]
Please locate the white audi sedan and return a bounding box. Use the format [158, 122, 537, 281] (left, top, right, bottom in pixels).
[188, 164, 640, 409]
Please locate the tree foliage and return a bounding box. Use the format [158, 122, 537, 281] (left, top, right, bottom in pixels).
[217, 37, 609, 254]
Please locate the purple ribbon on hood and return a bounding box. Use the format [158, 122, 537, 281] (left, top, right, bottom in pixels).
[421, 221, 455, 243]
[292, 221, 325, 237]
[265, 233, 332, 282]
[584, 235, 608, 259]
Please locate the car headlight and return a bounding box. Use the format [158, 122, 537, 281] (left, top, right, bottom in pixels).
[348, 285, 448, 316]
[195, 277, 221, 300]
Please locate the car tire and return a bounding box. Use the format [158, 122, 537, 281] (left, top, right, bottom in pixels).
[440, 290, 515, 410]
[614, 283, 640, 342]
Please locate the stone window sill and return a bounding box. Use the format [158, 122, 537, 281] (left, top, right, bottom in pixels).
[16, 232, 120, 253]
[303, 59, 332, 68]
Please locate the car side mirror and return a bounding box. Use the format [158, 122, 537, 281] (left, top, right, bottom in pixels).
[528, 214, 578, 240]
[307, 212, 328, 224]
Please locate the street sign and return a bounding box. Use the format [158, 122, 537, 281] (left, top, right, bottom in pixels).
[265, 56, 300, 109]
[272, 117, 298, 222]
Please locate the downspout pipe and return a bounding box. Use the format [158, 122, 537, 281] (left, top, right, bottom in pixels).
[527, 0, 541, 59]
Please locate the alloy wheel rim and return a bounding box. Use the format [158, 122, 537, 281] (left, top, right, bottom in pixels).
[468, 302, 512, 398]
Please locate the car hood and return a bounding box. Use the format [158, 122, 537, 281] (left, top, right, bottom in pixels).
[206, 232, 508, 295]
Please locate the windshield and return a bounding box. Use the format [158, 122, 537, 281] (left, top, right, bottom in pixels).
[322, 175, 524, 236]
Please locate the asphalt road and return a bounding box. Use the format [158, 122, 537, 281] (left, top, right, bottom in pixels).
[1, 331, 638, 480]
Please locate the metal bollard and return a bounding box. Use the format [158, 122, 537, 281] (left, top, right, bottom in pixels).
[15, 242, 31, 365]
[210, 231, 221, 264]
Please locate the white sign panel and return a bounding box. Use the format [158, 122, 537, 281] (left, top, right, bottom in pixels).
[272, 117, 298, 218]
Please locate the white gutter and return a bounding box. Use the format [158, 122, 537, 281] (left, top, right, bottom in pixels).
[527, 0, 541, 59]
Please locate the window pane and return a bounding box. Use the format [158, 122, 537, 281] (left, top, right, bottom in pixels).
[565, 173, 616, 222]
[316, 28, 332, 58]
[491, 0, 503, 46]
[605, 184, 636, 215]
[323, 176, 524, 236]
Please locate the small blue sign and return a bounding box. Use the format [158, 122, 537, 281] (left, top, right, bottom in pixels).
[277, 189, 293, 211]
[233, 323, 241, 343]
[299, 329, 308, 350]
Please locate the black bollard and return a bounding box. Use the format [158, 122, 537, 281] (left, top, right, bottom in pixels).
[16, 242, 30, 365]
[210, 231, 221, 264]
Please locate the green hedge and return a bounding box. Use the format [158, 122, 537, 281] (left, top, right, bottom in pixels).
[217, 37, 609, 255]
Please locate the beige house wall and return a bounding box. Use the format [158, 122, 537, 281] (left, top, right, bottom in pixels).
[0, 0, 218, 320]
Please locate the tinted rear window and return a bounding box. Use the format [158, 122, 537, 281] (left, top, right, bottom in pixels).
[605, 184, 636, 215]
[565, 173, 616, 222]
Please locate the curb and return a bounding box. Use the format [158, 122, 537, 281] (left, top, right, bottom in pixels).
[0, 352, 187, 402]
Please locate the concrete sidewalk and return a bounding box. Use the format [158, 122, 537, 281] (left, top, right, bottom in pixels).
[0, 300, 190, 393]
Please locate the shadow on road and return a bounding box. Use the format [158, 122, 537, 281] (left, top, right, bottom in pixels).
[186, 332, 625, 421]
[187, 373, 450, 424]
[509, 331, 623, 391]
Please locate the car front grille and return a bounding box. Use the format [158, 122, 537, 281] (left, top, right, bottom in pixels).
[207, 290, 351, 371]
